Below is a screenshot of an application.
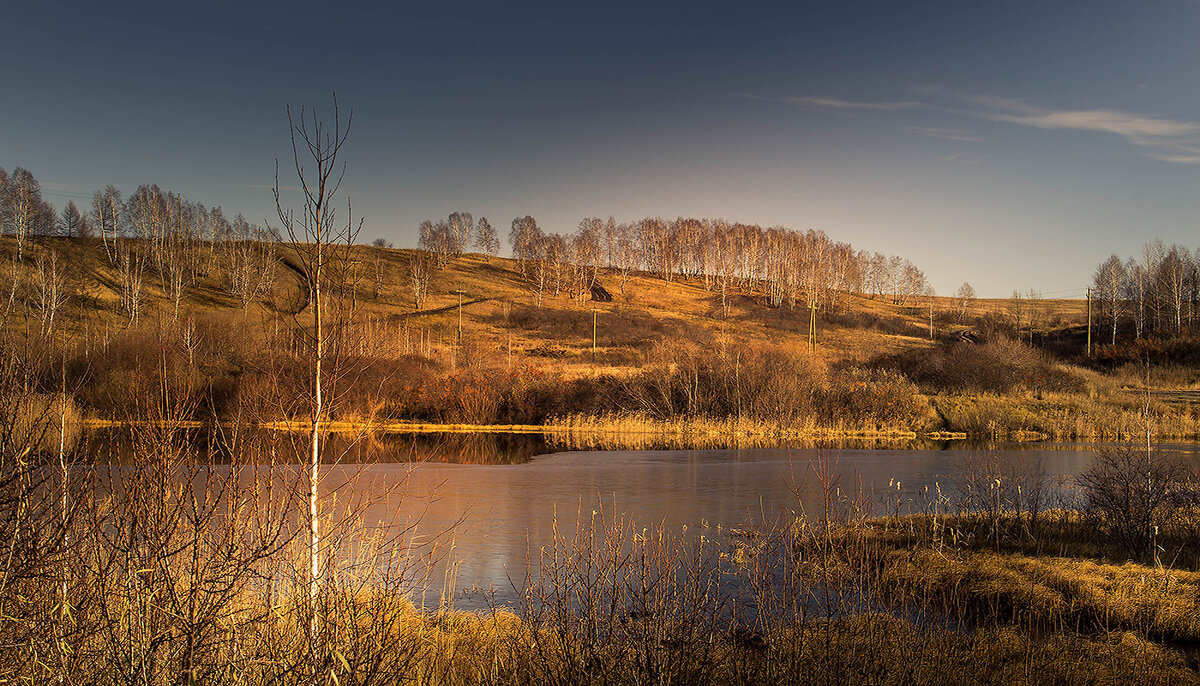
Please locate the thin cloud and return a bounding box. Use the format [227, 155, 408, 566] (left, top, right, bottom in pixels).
[1144, 152, 1200, 164]
[759, 88, 1200, 164]
[743, 93, 924, 111]
[981, 106, 1197, 138]
[950, 91, 1195, 143]
[908, 126, 987, 143]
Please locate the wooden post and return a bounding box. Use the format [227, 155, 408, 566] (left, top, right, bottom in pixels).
[456, 290, 464, 367]
[1086, 287, 1092, 357]
[808, 302, 817, 352]
[592, 306, 597, 364]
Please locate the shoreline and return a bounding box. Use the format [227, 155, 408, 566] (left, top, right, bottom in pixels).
[77, 417, 1199, 443]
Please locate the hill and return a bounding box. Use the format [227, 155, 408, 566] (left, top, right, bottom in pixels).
[4, 236, 1196, 442]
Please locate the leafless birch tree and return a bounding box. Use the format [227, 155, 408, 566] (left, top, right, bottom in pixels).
[272, 96, 361, 653]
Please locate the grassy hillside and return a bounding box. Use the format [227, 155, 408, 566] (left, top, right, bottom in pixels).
[8, 236, 1198, 440]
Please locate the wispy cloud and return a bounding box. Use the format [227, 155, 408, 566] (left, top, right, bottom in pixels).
[907, 126, 987, 143]
[744, 93, 924, 111]
[754, 87, 1200, 164]
[951, 92, 1200, 164]
[1144, 151, 1200, 164]
[955, 93, 1200, 139]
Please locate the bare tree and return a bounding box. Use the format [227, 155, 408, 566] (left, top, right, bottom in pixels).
[1157, 245, 1189, 331]
[116, 241, 146, 323]
[222, 215, 277, 309]
[1007, 290, 1026, 339]
[408, 248, 434, 309]
[161, 194, 196, 318]
[271, 96, 361, 650]
[1123, 258, 1148, 340]
[474, 216, 499, 261]
[33, 249, 71, 336]
[572, 218, 602, 300]
[509, 215, 541, 276]
[954, 282, 975, 322]
[612, 222, 638, 294]
[370, 247, 388, 300]
[89, 185, 122, 266]
[2, 168, 55, 259]
[448, 211, 473, 255]
[418, 219, 454, 268]
[57, 201, 89, 239]
[526, 234, 553, 306]
[1093, 255, 1126, 345]
[1024, 289, 1043, 342]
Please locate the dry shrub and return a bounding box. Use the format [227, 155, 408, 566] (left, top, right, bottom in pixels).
[616, 340, 932, 431]
[618, 339, 826, 423]
[883, 337, 1085, 394]
[495, 303, 692, 351]
[1092, 332, 1200, 369]
[400, 364, 620, 425]
[1078, 445, 1198, 562]
[822, 367, 934, 430]
[69, 312, 263, 417]
[822, 309, 915, 336]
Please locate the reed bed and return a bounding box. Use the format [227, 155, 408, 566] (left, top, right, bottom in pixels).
[545, 412, 918, 450]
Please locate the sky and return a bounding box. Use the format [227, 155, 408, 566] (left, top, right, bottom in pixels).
[2, 0, 1199, 297]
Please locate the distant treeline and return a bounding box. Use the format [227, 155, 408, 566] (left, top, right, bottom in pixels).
[418, 212, 930, 315]
[0, 165, 279, 324]
[1092, 241, 1200, 344]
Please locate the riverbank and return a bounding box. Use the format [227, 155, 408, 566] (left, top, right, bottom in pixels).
[78, 396, 1200, 449]
[12, 504, 1197, 685]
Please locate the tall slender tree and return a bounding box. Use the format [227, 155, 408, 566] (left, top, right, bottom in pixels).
[272, 96, 361, 654]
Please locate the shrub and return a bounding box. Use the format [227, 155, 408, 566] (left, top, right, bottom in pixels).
[617, 339, 826, 423]
[882, 337, 1085, 395]
[1078, 445, 1197, 563]
[822, 368, 933, 430]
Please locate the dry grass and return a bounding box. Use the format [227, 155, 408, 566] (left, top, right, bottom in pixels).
[931, 391, 1199, 440]
[875, 547, 1200, 640]
[546, 412, 918, 450]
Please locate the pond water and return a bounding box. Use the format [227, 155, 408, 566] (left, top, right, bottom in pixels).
[74, 429, 1200, 610]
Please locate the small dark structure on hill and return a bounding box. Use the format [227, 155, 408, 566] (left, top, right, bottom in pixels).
[590, 283, 613, 302]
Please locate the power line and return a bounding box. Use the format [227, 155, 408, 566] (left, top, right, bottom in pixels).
[41, 189, 94, 200]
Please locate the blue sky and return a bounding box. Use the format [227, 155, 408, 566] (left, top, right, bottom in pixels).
[2, 0, 1198, 297]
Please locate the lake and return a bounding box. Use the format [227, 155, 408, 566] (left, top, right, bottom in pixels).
[75, 429, 1200, 610]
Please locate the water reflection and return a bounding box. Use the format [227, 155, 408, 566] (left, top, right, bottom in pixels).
[79, 427, 554, 465]
[72, 428, 1200, 611]
[78, 425, 1143, 467]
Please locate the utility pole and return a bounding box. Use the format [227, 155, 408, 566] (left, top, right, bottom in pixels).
[808, 301, 817, 352]
[1086, 287, 1092, 357]
[456, 290, 464, 343]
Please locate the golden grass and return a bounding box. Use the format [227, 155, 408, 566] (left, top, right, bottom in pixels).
[876, 547, 1200, 639]
[545, 412, 919, 449]
[931, 391, 1199, 440]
